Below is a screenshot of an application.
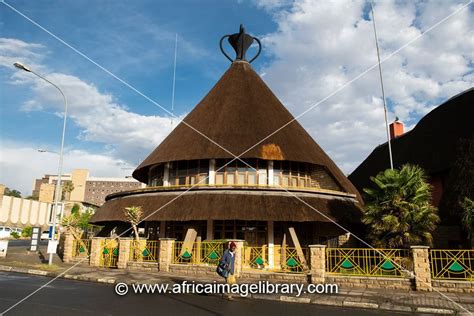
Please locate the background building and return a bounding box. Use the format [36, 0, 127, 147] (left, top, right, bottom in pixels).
[349, 88, 474, 248]
[32, 169, 145, 206]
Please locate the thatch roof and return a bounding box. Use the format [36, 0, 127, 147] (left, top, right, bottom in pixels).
[133, 61, 360, 199]
[349, 88, 474, 192]
[90, 188, 362, 224]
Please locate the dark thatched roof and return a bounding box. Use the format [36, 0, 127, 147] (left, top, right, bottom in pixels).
[90, 188, 362, 224]
[349, 88, 474, 192]
[133, 61, 360, 199]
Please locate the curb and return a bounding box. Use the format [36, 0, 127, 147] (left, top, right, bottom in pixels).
[0, 265, 465, 314]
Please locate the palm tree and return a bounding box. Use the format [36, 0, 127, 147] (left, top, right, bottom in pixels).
[362, 164, 440, 248]
[123, 206, 143, 242]
[460, 197, 474, 246]
[61, 181, 74, 200]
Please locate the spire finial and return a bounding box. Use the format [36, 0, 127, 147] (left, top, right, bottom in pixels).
[220, 24, 262, 63]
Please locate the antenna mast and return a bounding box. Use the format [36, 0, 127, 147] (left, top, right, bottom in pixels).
[171, 34, 178, 131]
[370, 1, 394, 170]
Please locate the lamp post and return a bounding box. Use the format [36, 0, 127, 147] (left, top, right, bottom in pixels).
[15, 62, 68, 265]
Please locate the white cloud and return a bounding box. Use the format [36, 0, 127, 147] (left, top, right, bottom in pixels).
[0, 140, 132, 196]
[255, 0, 474, 172]
[0, 37, 180, 164]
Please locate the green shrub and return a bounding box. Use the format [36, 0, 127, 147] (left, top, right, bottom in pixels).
[21, 226, 32, 238]
[10, 232, 20, 239]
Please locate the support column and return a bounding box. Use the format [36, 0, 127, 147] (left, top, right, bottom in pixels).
[268, 160, 274, 185]
[209, 159, 215, 185]
[233, 240, 245, 277]
[62, 231, 75, 263]
[159, 221, 166, 238]
[411, 246, 432, 291]
[206, 219, 214, 240]
[267, 221, 274, 268]
[309, 244, 326, 284]
[163, 162, 170, 186]
[159, 238, 175, 272]
[117, 238, 132, 269]
[89, 237, 103, 267]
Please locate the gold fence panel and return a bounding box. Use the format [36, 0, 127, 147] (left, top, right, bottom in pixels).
[72, 239, 91, 257]
[173, 241, 227, 265]
[99, 239, 119, 268]
[130, 240, 160, 262]
[326, 248, 411, 278]
[430, 249, 473, 281]
[281, 247, 310, 273]
[243, 246, 268, 269]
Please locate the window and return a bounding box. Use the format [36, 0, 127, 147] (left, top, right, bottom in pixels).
[168, 160, 209, 186]
[213, 159, 265, 186]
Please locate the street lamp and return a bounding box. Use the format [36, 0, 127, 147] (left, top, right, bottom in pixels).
[38, 149, 59, 154]
[15, 62, 68, 265]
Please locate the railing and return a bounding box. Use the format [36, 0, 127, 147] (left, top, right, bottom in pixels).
[173, 241, 227, 265]
[130, 240, 160, 262]
[99, 239, 119, 268]
[280, 246, 310, 273]
[430, 249, 473, 281]
[243, 245, 309, 273]
[72, 239, 91, 257]
[326, 248, 412, 278]
[244, 246, 268, 269]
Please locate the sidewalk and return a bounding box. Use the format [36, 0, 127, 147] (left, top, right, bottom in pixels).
[1, 246, 473, 315]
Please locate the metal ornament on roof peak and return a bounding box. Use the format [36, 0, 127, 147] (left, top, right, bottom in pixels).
[220, 24, 262, 63]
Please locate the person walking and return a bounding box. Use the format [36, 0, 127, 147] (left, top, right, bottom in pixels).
[219, 241, 237, 300]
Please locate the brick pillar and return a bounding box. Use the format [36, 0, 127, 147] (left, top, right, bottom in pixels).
[117, 238, 133, 269]
[309, 245, 326, 284]
[233, 240, 245, 277]
[90, 237, 104, 267]
[411, 246, 432, 291]
[159, 238, 175, 272]
[62, 232, 75, 263]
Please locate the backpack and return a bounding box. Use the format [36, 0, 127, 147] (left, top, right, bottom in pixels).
[216, 261, 229, 278]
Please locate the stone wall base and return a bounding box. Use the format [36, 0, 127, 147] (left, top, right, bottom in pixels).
[432, 280, 474, 293]
[326, 275, 414, 291]
[128, 261, 159, 272]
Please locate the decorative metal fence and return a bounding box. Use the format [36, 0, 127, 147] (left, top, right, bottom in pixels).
[280, 247, 310, 273]
[326, 248, 411, 278]
[130, 240, 160, 262]
[72, 239, 91, 257]
[99, 239, 119, 268]
[430, 249, 473, 281]
[243, 246, 268, 269]
[243, 245, 309, 273]
[173, 241, 227, 265]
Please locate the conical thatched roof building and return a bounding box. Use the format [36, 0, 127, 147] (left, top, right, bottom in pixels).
[91, 26, 362, 248]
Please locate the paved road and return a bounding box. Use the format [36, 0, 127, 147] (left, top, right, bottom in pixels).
[7, 239, 48, 248]
[0, 272, 412, 316]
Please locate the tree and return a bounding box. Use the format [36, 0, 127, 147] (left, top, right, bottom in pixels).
[362, 164, 440, 248]
[4, 187, 21, 198]
[60, 207, 94, 250]
[460, 197, 474, 245]
[61, 181, 74, 200]
[123, 206, 143, 241]
[21, 226, 33, 238]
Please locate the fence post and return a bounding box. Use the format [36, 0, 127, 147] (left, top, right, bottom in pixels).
[233, 240, 245, 277]
[159, 238, 175, 272]
[61, 232, 75, 263]
[89, 237, 103, 267]
[309, 245, 326, 284]
[117, 238, 132, 269]
[411, 246, 432, 291]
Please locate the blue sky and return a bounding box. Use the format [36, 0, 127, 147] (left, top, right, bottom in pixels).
[1, 0, 473, 195]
